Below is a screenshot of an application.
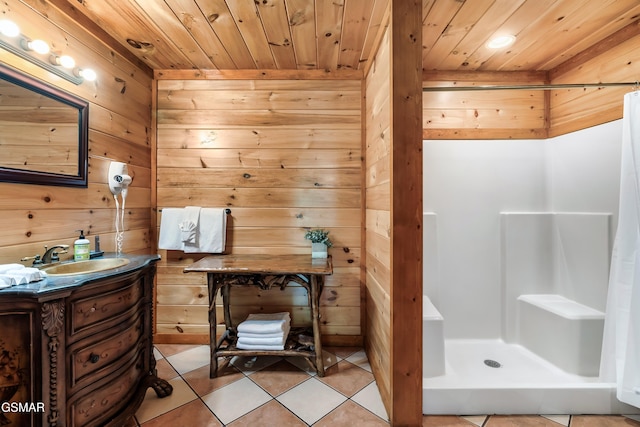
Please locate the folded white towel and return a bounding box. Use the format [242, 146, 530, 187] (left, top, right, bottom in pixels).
[0, 275, 16, 288]
[5, 268, 47, 284]
[158, 208, 185, 250]
[184, 208, 226, 253]
[0, 264, 25, 274]
[159, 207, 227, 253]
[236, 342, 286, 351]
[237, 331, 289, 339]
[237, 312, 290, 335]
[237, 324, 290, 346]
[180, 206, 201, 244]
[237, 334, 288, 347]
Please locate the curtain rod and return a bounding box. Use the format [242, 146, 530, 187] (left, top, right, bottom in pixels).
[422, 82, 639, 92]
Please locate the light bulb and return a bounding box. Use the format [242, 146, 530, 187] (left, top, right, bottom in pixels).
[0, 20, 20, 38]
[79, 68, 97, 81]
[486, 35, 516, 49]
[26, 39, 50, 54]
[58, 55, 76, 68]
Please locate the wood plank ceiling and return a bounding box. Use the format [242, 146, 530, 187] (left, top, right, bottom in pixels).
[52, 0, 640, 73]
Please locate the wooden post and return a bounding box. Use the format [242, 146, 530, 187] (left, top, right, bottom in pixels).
[390, 0, 423, 425]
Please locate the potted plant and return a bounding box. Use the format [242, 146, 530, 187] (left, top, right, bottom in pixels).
[304, 229, 332, 258]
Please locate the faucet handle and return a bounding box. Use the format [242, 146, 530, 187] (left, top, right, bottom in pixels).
[50, 250, 68, 262]
[21, 255, 42, 265]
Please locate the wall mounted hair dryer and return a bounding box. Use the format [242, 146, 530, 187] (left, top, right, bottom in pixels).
[108, 161, 132, 256]
[109, 161, 132, 195]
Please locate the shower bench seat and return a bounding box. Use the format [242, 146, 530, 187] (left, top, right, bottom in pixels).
[517, 294, 605, 376]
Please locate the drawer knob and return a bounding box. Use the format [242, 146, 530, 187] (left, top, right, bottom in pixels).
[89, 353, 100, 363]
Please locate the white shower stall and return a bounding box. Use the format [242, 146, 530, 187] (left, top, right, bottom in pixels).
[422, 120, 640, 415]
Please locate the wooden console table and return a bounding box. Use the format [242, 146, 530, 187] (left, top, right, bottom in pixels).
[184, 254, 333, 378]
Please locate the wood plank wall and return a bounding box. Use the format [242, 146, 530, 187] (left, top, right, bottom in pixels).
[0, 1, 153, 265]
[364, 24, 392, 416]
[549, 30, 640, 137]
[154, 71, 363, 345]
[422, 70, 548, 140]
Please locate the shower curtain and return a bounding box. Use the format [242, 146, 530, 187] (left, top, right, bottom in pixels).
[600, 91, 640, 408]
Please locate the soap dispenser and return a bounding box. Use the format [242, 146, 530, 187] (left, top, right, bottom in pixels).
[74, 230, 90, 261]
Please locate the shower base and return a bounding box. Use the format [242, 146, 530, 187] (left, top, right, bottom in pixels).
[423, 339, 639, 415]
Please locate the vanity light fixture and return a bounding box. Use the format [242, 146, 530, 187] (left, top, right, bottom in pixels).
[0, 18, 96, 85]
[486, 35, 516, 49]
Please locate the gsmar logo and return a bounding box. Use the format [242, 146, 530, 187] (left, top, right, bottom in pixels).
[1, 401, 45, 413]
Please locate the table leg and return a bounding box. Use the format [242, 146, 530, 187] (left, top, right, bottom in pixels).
[310, 274, 325, 376]
[222, 284, 231, 329]
[207, 273, 218, 378]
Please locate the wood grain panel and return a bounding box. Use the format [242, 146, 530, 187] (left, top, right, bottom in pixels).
[422, 73, 548, 138]
[364, 22, 392, 418]
[156, 76, 362, 344]
[549, 33, 640, 136]
[157, 128, 361, 149]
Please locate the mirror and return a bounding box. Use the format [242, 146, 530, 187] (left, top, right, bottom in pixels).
[0, 63, 88, 187]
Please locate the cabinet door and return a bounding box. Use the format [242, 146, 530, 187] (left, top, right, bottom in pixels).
[0, 302, 40, 427]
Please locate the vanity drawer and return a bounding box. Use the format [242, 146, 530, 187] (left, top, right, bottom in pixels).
[69, 276, 145, 335]
[68, 346, 147, 427]
[68, 311, 146, 390]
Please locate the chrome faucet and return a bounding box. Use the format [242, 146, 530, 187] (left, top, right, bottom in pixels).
[21, 244, 70, 266]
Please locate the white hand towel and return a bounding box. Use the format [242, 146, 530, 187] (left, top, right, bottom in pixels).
[236, 342, 286, 351]
[184, 208, 226, 253]
[237, 336, 285, 346]
[0, 264, 25, 274]
[0, 275, 16, 288]
[180, 206, 201, 244]
[237, 326, 290, 346]
[237, 331, 289, 339]
[158, 208, 185, 250]
[6, 267, 46, 283]
[237, 312, 290, 335]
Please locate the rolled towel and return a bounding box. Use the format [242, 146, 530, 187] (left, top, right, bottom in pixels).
[237, 312, 290, 335]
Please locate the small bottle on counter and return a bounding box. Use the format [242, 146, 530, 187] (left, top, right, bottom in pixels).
[74, 230, 90, 261]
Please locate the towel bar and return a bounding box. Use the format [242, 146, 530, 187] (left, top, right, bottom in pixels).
[158, 208, 231, 214]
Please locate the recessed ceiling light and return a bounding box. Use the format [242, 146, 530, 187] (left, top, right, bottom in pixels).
[487, 35, 516, 49]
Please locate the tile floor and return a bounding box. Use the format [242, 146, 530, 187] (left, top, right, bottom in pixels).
[130, 344, 640, 427]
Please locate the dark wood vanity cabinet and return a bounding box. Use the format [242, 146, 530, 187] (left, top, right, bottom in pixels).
[0, 255, 171, 427]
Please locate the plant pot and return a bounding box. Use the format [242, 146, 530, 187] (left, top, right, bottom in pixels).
[311, 243, 328, 259]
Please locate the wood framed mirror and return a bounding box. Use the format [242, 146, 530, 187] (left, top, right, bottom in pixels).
[0, 63, 89, 187]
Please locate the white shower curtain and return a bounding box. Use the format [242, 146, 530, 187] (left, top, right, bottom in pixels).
[600, 91, 640, 408]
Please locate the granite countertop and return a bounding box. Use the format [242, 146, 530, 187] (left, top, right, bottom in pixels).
[0, 253, 160, 297]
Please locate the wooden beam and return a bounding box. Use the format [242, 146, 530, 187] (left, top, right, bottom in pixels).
[155, 69, 363, 80]
[390, 0, 423, 425]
